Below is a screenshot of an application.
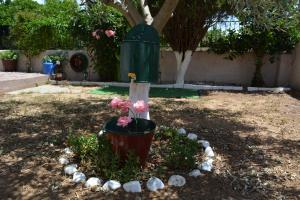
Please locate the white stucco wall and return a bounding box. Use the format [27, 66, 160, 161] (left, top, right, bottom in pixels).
[0, 49, 296, 87]
[290, 44, 300, 90]
[160, 50, 293, 87]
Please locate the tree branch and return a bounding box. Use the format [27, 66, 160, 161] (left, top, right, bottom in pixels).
[152, 0, 180, 33]
[103, 0, 143, 27]
[140, 0, 153, 25]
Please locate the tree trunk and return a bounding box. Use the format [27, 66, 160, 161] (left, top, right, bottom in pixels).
[129, 80, 150, 120]
[27, 57, 32, 73]
[174, 50, 193, 85]
[251, 54, 265, 87]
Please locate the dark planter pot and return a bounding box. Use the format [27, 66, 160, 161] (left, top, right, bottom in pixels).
[104, 117, 156, 167]
[2, 59, 17, 72]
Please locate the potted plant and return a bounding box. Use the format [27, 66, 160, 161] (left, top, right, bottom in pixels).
[47, 53, 67, 81]
[0, 50, 18, 72]
[103, 98, 156, 167]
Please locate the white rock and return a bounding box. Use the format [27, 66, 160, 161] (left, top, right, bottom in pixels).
[72, 172, 86, 183]
[198, 140, 210, 148]
[188, 169, 202, 177]
[64, 164, 78, 175]
[85, 177, 102, 189]
[168, 175, 186, 187]
[123, 181, 142, 193]
[63, 147, 74, 155]
[102, 180, 121, 191]
[58, 156, 69, 165]
[146, 177, 164, 192]
[98, 130, 104, 137]
[199, 158, 214, 172]
[204, 146, 215, 157]
[187, 133, 198, 140]
[177, 128, 186, 135]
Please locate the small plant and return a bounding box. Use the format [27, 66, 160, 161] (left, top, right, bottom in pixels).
[0, 50, 18, 60]
[42, 55, 52, 63]
[67, 133, 141, 183]
[67, 134, 98, 161]
[43, 52, 67, 64]
[155, 126, 178, 140]
[159, 127, 199, 170]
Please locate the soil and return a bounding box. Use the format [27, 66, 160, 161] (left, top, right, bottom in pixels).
[0, 87, 299, 200]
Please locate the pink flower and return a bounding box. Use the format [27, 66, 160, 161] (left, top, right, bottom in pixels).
[92, 29, 99, 37]
[105, 29, 116, 37]
[133, 100, 149, 113]
[110, 97, 122, 109]
[117, 116, 132, 127]
[110, 98, 132, 112]
[118, 100, 132, 112]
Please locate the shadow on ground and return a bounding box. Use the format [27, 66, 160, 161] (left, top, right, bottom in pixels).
[0, 94, 299, 199]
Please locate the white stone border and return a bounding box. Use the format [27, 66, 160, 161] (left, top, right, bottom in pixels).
[58, 127, 216, 193]
[50, 80, 291, 92]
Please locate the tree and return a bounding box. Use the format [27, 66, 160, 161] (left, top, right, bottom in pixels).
[42, 0, 80, 49]
[72, 1, 128, 81]
[11, 11, 55, 72]
[87, 0, 180, 119]
[208, 0, 300, 86]
[151, 0, 234, 85]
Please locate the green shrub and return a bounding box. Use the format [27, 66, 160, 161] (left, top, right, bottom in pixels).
[67, 133, 141, 183]
[155, 126, 178, 140]
[0, 50, 18, 60]
[67, 133, 98, 161]
[166, 132, 199, 170]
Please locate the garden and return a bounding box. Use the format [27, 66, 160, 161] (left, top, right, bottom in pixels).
[0, 0, 300, 199]
[0, 87, 299, 199]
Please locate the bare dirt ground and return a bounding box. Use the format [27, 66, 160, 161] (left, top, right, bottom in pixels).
[0, 86, 299, 200]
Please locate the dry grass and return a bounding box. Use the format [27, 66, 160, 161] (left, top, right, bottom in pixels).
[0, 87, 299, 199]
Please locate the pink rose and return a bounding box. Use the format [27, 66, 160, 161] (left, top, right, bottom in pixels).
[117, 116, 132, 127]
[118, 100, 132, 112]
[133, 100, 149, 113]
[105, 29, 116, 37]
[110, 97, 122, 109]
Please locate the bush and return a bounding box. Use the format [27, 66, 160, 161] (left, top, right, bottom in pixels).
[0, 50, 17, 60]
[67, 133, 141, 183]
[156, 126, 200, 170]
[166, 134, 199, 170]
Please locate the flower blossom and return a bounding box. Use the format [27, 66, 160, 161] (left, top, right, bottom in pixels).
[117, 116, 132, 127]
[133, 100, 149, 113]
[110, 98, 131, 112]
[110, 97, 123, 109]
[105, 29, 116, 37]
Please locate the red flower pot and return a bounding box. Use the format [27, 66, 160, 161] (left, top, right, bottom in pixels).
[104, 117, 156, 167]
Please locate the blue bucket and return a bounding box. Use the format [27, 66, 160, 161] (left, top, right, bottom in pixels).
[42, 62, 55, 75]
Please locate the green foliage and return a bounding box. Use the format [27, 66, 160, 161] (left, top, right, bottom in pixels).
[206, 1, 300, 86]
[10, 10, 55, 71]
[0, 50, 17, 60]
[67, 133, 141, 183]
[71, 2, 129, 81]
[157, 126, 199, 170]
[67, 134, 98, 161]
[166, 134, 199, 170]
[43, 52, 68, 64]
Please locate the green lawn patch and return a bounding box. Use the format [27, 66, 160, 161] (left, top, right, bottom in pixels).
[89, 86, 199, 98]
